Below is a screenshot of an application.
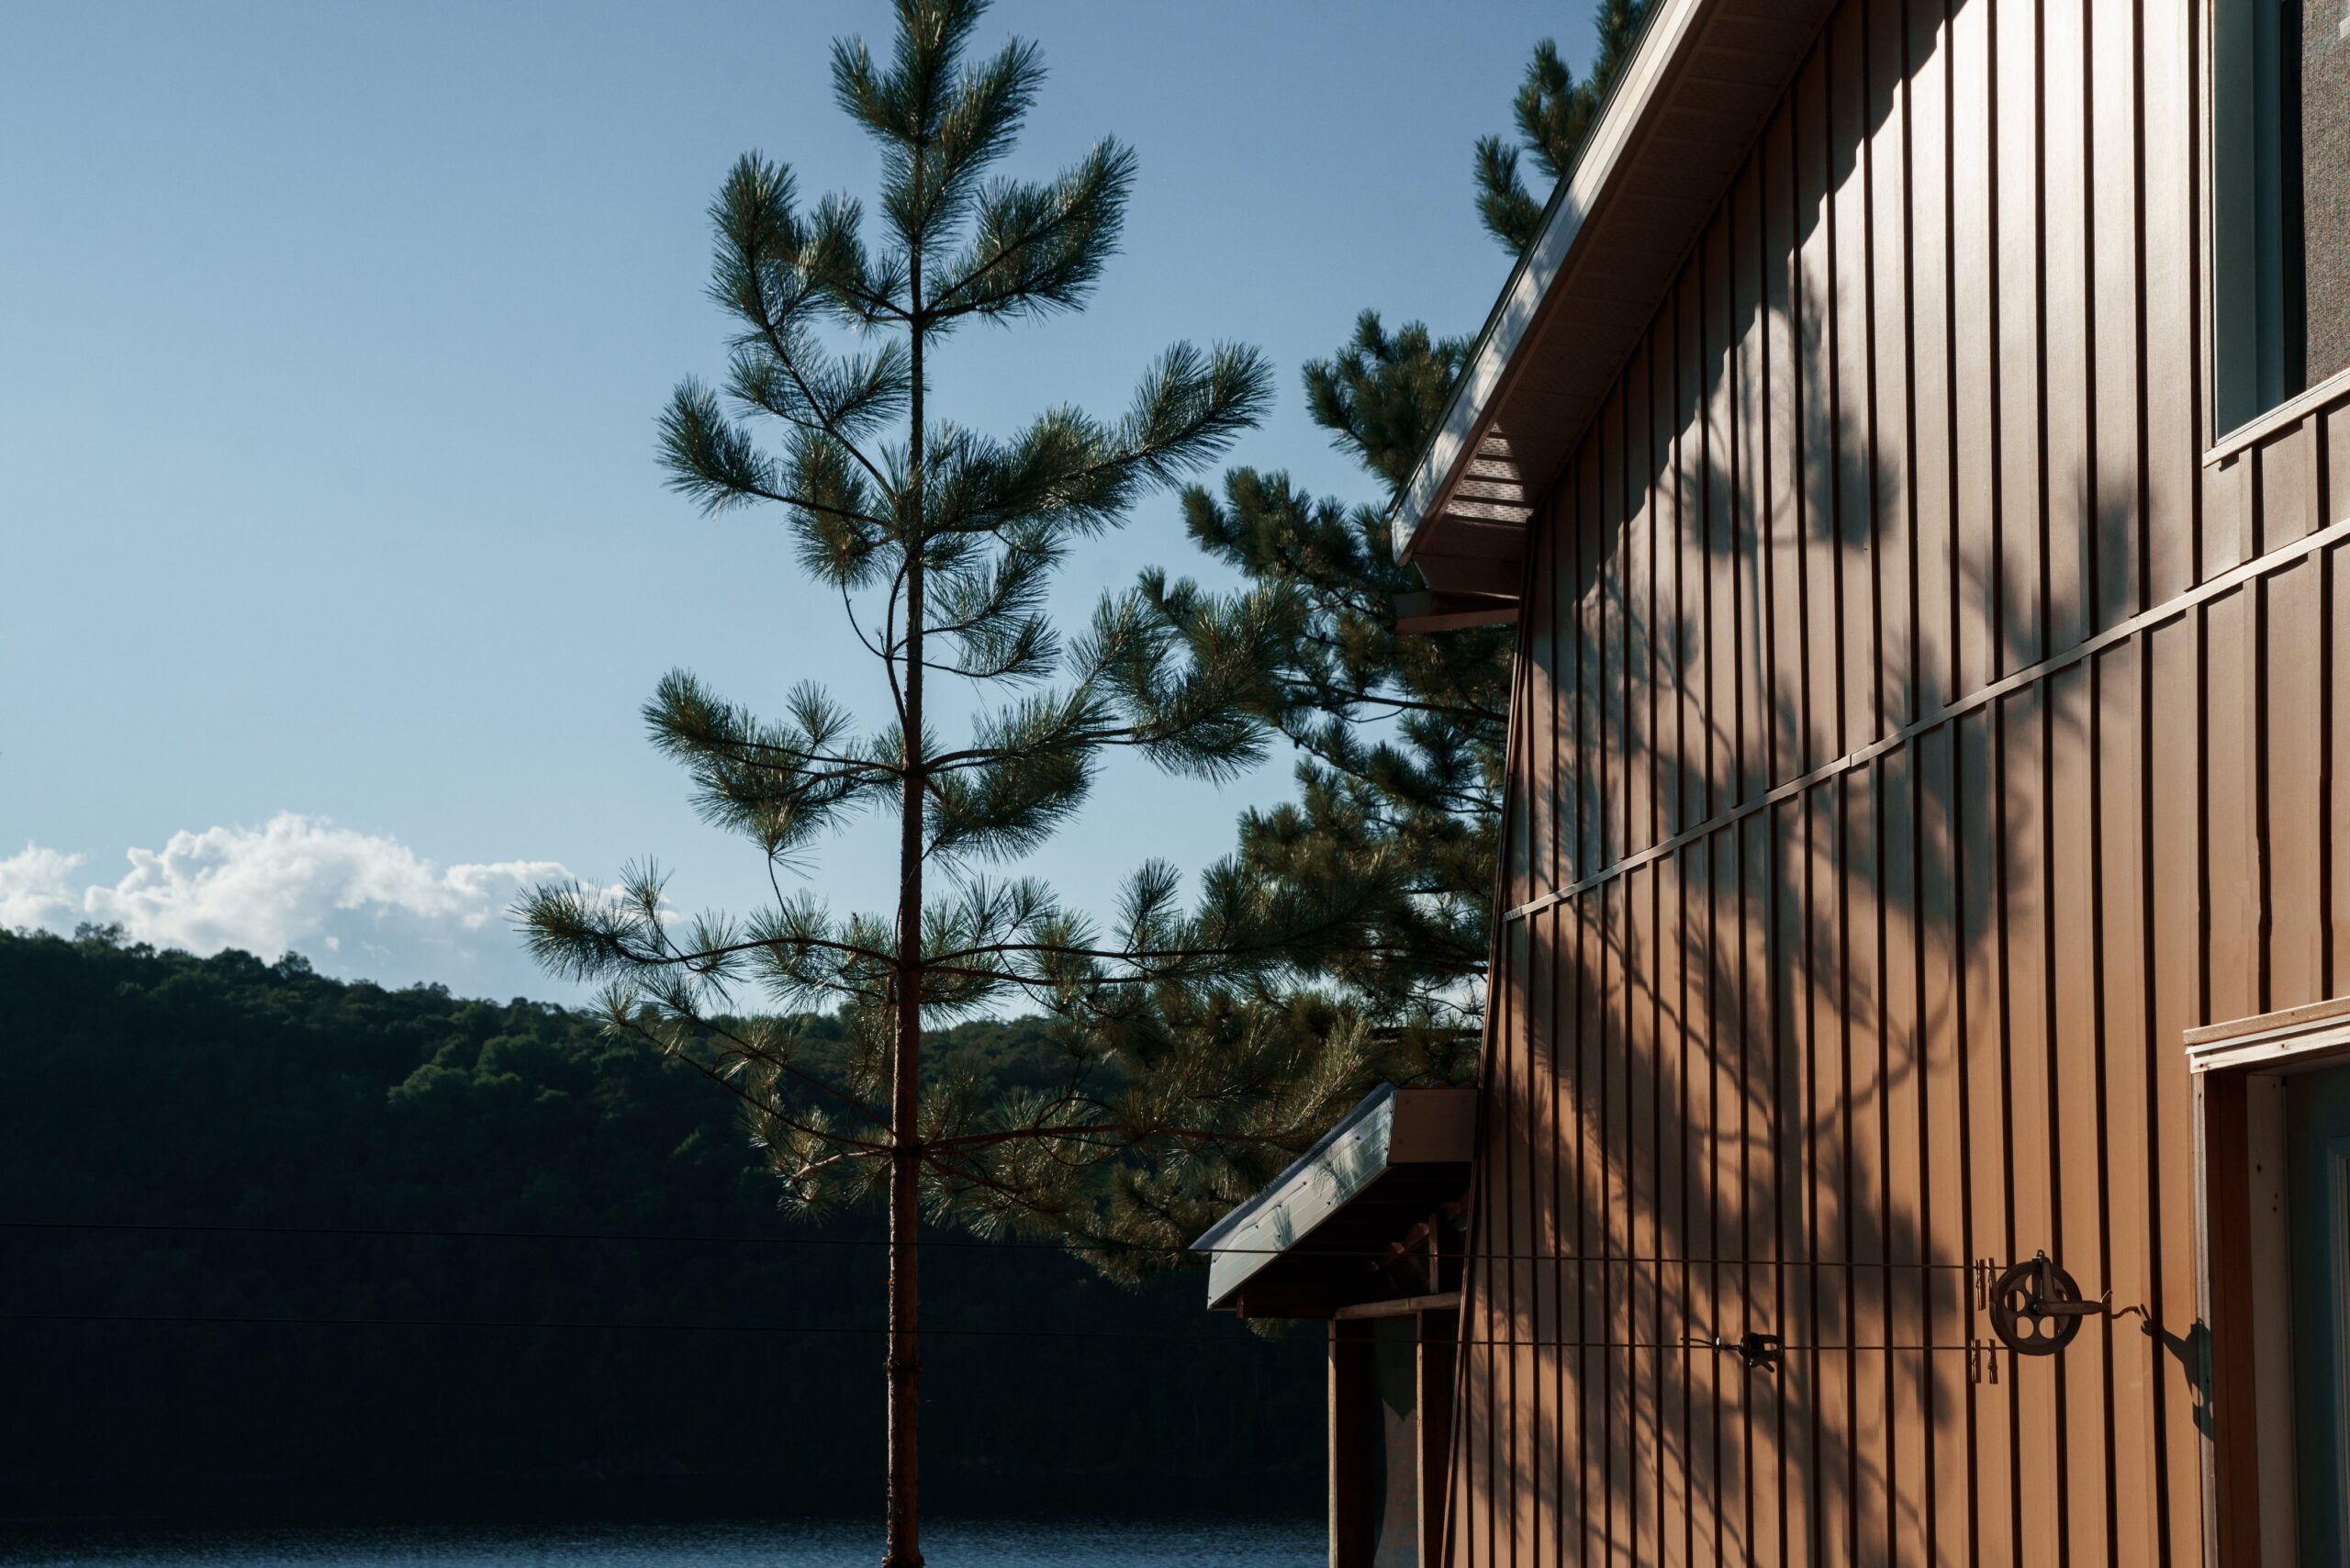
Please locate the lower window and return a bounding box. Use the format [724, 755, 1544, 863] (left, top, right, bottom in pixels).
[2190, 1000, 2350, 1565]
[1330, 1305, 1455, 1568]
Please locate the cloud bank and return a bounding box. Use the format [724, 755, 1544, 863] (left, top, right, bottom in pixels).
[1, 814, 576, 996]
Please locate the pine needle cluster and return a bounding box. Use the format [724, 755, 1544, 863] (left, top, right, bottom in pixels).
[1472, 0, 1654, 255]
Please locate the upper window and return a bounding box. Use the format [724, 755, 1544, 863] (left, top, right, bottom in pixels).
[2213, 0, 2350, 432]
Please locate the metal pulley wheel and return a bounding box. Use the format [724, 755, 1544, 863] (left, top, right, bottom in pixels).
[1987, 1250, 2089, 1356]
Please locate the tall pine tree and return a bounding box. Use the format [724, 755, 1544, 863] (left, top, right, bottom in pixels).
[518, 2, 1385, 1558]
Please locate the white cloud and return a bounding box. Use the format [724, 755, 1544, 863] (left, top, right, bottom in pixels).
[0, 843, 85, 932]
[5, 814, 580, 994]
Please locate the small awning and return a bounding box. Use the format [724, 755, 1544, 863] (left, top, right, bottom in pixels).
[1191, 1085, 1475, 1318]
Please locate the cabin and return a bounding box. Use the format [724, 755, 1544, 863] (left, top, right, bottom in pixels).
[1203, 0, 2350, 1562]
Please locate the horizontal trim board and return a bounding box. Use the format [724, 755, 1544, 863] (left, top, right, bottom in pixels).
[2185, 995, 2350, 1049]
[1503, 511, 2350, 925]
[1331, 1292, 1462, 1322]
[2202, 366, 2350, 468]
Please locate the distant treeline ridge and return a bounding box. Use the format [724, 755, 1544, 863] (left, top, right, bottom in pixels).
[0, 927, 1317, 1513]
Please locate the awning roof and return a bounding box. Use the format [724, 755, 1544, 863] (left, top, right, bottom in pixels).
[1191, 1084, 1474, 1317]
[1392, 0, 1836, 622]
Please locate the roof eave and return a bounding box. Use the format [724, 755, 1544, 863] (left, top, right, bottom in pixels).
[1391, 0, 1838, 600]
[1192, 1085, 1476, 1318]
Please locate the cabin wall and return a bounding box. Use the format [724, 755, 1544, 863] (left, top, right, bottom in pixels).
[1449, 0, 2350, 1562]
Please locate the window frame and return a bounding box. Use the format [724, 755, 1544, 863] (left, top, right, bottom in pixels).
[2202, 0, 2350, 458]
[2322, 1134, 2350, 1562]
[2187, 995, 2350, 1567]
[1328, 1295, 1458, 1568]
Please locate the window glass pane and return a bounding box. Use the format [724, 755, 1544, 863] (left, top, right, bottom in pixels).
[2215, 0, 2350, 431]
[1366, 1316, 1418, 1568]
[2285, 1064, 2350, 1563]
[1334, 1316, 1423, 1568]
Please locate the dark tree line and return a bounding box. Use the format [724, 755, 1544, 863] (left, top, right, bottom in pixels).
[0, 926, 1317, 1514]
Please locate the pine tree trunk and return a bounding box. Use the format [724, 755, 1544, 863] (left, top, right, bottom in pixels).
[884, 265, 926, 1568]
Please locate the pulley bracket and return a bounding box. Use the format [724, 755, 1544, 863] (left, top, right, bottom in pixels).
[1987, 1250, 2100, 1357]
[1715, 1330, 1780, 1373]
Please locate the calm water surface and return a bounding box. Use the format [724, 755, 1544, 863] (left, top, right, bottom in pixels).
[0, 1518, 1321, 1568]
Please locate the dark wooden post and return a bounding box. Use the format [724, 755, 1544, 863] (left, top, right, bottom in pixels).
[1329, 1319, 1372, 1568]
[1416, 1305, 1457, 1568]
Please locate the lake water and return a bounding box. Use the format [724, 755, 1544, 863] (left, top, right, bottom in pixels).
[0, 1518, 1322, 1568]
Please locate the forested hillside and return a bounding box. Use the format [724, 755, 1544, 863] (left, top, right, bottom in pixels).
[0, 927, 1316, 1515]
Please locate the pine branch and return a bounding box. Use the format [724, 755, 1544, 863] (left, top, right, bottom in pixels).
[1474, 6, 1652, 257]
[658, 384, 892, 530]
[926, 140, 1135, 321]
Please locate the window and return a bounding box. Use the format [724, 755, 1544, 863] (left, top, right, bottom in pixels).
[2188, 999, 2350, 1566]
[2212, 0, 2350, 432]
[1329, 1305, 1454, 1568]
[2294, 1126, 2350, 1561]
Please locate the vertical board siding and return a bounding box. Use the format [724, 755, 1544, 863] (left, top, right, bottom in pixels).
[1445, 0, 2350, 1562]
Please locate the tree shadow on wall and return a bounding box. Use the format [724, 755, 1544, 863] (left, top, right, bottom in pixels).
[1448, 33, 2194, 1557]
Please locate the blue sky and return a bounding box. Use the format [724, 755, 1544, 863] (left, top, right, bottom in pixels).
[2, 0, 1590, 1000]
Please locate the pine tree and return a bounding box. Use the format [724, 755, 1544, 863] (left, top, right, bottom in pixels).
[1079, 13, 1659, 1259]
[1182, 321, 1505, 1039]
[515, 4, 1384, 1559]
[1209, 8, 1662, 1035]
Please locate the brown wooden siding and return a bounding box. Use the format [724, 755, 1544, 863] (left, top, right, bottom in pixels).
[1449, 0, 2350, 1562]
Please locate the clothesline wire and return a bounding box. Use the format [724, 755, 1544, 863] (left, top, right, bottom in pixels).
[1, 1217, 1986, 1270]
[0, 1307, 2025, 1355]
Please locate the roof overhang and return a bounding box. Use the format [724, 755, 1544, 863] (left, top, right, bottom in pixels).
[1191, 1084, 1474, 1318]
[1393, 0, 1839, 610]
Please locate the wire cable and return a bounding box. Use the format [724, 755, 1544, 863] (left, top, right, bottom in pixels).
[0, 1309, 1264, 1345]
[0, 1217, 1984, 1270]
[0, 1307, 2004, 1354]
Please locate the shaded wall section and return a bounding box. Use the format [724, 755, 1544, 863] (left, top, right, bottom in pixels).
[1445, 0, 2350, 1562]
